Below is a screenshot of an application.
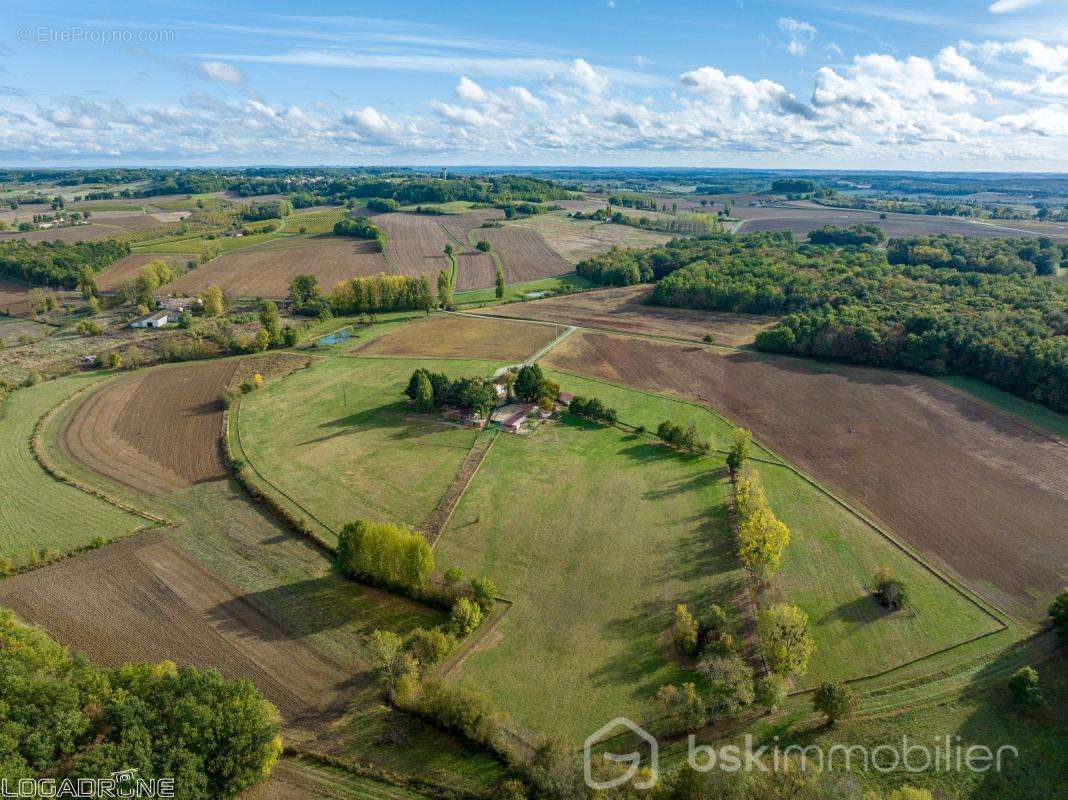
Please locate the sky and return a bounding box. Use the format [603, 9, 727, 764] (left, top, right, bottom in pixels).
[2, 0, 1068, 170]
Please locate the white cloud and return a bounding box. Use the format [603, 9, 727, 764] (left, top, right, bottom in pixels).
[989, 0, 1043, 13]
[456, 75, 487, 103]
[198, 60, 245, 85]
[937, 46, 985, 81]
[567, 58, 609, 96]
[778, 17, 818, 57]
[342, 106, 402, 140]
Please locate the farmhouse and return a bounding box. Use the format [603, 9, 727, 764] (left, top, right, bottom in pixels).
[129, 311, 169, 329]
[491, 403, 535, 434]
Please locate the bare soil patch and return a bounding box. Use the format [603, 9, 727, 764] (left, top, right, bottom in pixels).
[97, 253, 193, 292]
[0, 278, 35, 317]
[0, 533, 352, 730]
[545, 331, 1068, 620]
[165, 237, 388, 298]
[476, 226, 571, 282]
[62, 359, 237, 493]
[354, 314, 559, 361]
[482, 285, 775, 345]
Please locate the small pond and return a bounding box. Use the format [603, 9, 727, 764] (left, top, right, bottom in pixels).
[316, 326, 353, 346]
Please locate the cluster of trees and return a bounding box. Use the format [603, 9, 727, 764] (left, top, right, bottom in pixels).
[655, 420, 711, 454]
[568, 395, 618, 424]
[405, 368, 499, 416]
[333, 216, 387, 251]
[733, 468, 792, 583]
[661, 603, 795, 730]
[329, 274, 434, 315]
[0, 238, 130, 287]
[337, 519, 434, 592]
[771, 178, 816, 193]
[365, 197, 400, 212]
[887, 235, 1062, 277]
[0, 608, 281, 798]
[807, 224, 887, 246]
[512, 364, 560, 406]
[241, 198, 292, 221]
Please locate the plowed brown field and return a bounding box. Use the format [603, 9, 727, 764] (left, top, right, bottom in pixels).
[0, 533, 351, 729]
[354, 314, 559, 360]
[545, 331, 1068, 620]
[481, 285, 775, 345]
[96, 253, 193, 292]
[476, 226, 572, 282]
[62, 359, 237, 493]
[380, 211, 502, 292]
[164, 238, 388, 298]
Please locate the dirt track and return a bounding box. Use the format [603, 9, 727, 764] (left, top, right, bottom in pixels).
[545, 331, 1068, 620]
[0, 533, 351, 731]
[481, 285, 776, 345]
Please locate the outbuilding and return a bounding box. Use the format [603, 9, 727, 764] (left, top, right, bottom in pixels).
[129, 311, 169, 329]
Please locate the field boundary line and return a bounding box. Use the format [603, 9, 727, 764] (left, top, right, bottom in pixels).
[934, 378, 1067, 448]
[227, 399, 341, 543]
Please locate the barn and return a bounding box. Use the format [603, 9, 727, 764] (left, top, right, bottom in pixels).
[129, 311, 169, 329]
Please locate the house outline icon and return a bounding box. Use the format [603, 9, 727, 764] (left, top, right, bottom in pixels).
[583, 717, 659, 790]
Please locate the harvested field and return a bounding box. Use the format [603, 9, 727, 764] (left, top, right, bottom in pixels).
[62, 359, 236, 493]
[544, 331, 1068, 620]
[242, 759, 432, 800]
[474, 226, 572, 282]
[0, 278, 34, 316]
[507, 213, 671, 263]
[165, 237, 388, 298]
[0, 224, 121, 243]
[379, 211, 503, 292]
[354, 314, 559, 361]
[0, 532, 351, 730]
[96, 253, 193, 292]
[231, 352, 312, 387]
[730, 202, 1068, 240]
[481, 285, 775, 345]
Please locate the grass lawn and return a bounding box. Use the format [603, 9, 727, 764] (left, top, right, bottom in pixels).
[938, 374, 1068, 440]
[132, 230, 287, 254]
[434, 373, 1002, 740]
[0, 374, 143, 564]
[454, 273, 596, 307]
[435, 416, 738, 740]
[237, 355, 499, 535]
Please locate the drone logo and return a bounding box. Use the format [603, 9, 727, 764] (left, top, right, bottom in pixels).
[583, 717, 659, 790]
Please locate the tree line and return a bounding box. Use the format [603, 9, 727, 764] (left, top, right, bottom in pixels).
[328, 274, 434, 315]
[404, 368, 499, 416]
[333, 216, 387, 251]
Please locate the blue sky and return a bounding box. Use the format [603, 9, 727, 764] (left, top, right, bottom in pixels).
[2, 0, 1068, 168]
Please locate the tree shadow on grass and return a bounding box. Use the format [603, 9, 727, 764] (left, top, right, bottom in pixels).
[203, 573, 437, 643]
[301, 402, 447, 445]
